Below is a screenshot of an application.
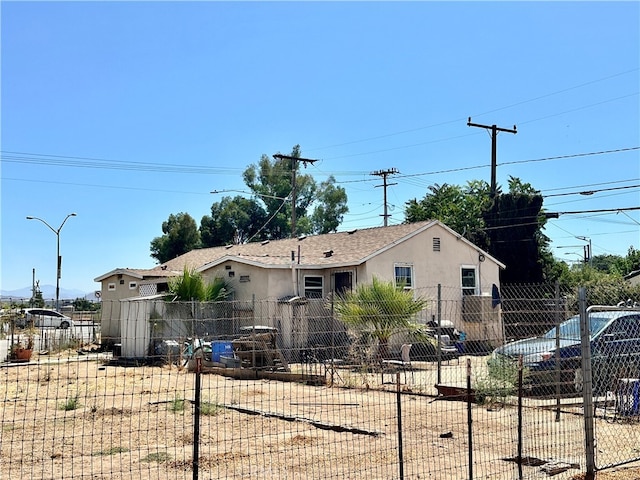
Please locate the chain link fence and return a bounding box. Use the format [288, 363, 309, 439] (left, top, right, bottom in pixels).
[2, 283, 640, 479]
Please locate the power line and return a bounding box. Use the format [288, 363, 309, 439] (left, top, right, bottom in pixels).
[305, 68, 638, 153]
[467, 118, 517, 197]
[543, 184, 640, 198]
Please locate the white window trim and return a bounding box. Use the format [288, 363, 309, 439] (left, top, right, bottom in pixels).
[303, 275, 324, 298]
[107, 282, 116, 291]
[394, 263, 414, 290]
[461, 265, 478, 295]
[129, 282, 137, 290]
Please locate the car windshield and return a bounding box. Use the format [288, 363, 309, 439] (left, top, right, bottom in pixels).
[542, 314, 612, 341]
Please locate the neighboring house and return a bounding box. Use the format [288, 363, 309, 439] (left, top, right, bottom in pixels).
[625, 269, 640, 286]
[95, 220, 506, 354]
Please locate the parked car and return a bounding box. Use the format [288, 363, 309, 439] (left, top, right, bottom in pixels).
[18, 308, 74, 329]
[491, 307, 640, 395]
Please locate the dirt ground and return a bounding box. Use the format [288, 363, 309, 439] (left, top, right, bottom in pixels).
[2, 353, 640, 480]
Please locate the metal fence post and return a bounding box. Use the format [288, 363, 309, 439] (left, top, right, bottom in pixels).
[517, 355, 523, 480]
[396, 372, 404, 480]
[467, 358, 473, 480]
[555, 281, 562, 422]
[579, 288, 596, 480]
[437, 284, 442, 385]
[193, 356, 202, 480]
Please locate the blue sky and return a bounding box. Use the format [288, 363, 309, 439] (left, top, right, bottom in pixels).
[1, 1, 639, 295]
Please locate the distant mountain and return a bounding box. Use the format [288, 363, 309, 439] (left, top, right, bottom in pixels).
[1, 284, 94, 301]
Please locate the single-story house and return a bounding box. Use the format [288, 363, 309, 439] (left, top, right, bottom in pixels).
[95, 220, 506, 355]
[625, 269, 640, 286]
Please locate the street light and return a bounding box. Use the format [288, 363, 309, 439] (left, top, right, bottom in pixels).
[576, 236, 592, 267]
[26, 213, 77, 311]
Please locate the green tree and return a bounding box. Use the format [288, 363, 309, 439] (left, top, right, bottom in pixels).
[310, 175, 349, 234]
[405, 176, 554, 283]
[483, 178, 547, 283]
[404, 181, 491, 248]
[150, 213, 201, 264]
[72, 298, 99, 311]
[200, 196, 268, 247]
[333, 277, 427, 361]
[243, 145, 347, 238]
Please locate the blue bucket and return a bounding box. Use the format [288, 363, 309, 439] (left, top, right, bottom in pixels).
[211, 341, 234, 362]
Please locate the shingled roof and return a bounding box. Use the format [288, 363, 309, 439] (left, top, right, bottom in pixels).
[157, 220, 492, 273]
[96, 220, 501, 283]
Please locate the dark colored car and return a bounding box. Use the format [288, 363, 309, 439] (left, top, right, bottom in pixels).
[491, 308, 640, 394]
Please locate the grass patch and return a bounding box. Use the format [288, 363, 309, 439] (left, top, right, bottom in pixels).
[60, 395, 80, 411]
[200, 401, 223, 416]
[93, 446, 129, 456]
[142, 452, 171, 463]
[169, 396, 186, 413]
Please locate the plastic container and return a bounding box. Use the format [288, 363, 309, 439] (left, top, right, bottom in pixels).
[617, 378, 640, 416]
[211, 341, 234, 362]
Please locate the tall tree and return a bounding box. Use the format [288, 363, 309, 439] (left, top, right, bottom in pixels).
[150, 213, 201, 263]
[483, 177, 548, 283]
[200, 196, 268, 247]
[405, 176, 555, 283]
[242, 145, 347, 238]
[405, 180, 491, 248]
[243, 145, 315, 238]
[311, 175, 349, 234]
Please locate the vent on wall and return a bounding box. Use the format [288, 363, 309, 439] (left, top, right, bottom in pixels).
[433, 237, 441, 252]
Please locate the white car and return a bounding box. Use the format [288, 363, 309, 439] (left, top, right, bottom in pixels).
[19, 308, 74, 329]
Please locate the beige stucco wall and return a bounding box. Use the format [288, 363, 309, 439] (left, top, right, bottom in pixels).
[363, 223, 501, 295]
[98, 273, 144, 347]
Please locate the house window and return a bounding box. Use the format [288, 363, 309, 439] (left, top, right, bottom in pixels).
[394, 264, 414, 290]
[108, 283, 116, 291]
[304, 276, 323, 298]
[129, 282, 137, 290]
[461, 267, 477, 296]
[433, 237, 441, 252]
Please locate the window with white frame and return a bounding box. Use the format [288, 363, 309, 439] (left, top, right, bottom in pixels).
[394, 264, 414, 290]
[461, 267, 477, 296]
[107, 283, 116, 291]
[304, 276, 323, 298]
[129, 282, 137, 290]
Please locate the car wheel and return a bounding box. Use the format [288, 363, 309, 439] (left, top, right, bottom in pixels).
[60, 321, 70, 329]
[574, 368, 584, 393]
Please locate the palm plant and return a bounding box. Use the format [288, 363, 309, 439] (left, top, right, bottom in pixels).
[333, 277, 427, 361]
[168, 267, 232, 301]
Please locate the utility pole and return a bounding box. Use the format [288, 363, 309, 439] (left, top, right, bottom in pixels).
[467, 118, 517, 198]
[273, 153, 318, 237]
[371, 168, 399, 226]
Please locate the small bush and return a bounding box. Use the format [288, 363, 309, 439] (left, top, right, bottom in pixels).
[169, 396, 186, 413]
[200, 401, 222, 416]
[60, 395, 80, 411]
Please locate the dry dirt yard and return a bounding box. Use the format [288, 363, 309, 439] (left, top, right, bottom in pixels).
[2, 353, 640, 480]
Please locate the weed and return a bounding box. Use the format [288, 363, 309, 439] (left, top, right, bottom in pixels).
[142, 452, 171, 463]
[60, 395, 80, 411]
[200, 401, 222, 416]
[169, 396, 185, 413]
[93, 446, 129, 456]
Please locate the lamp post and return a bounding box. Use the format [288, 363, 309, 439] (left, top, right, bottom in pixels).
[576, 236, 592, 267]
[26, 213, 77, 311]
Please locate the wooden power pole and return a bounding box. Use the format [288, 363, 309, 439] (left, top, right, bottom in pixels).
[467, 118, 517, 197]
[273, 153, 318, 237]
[371, 168, 399, 226]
